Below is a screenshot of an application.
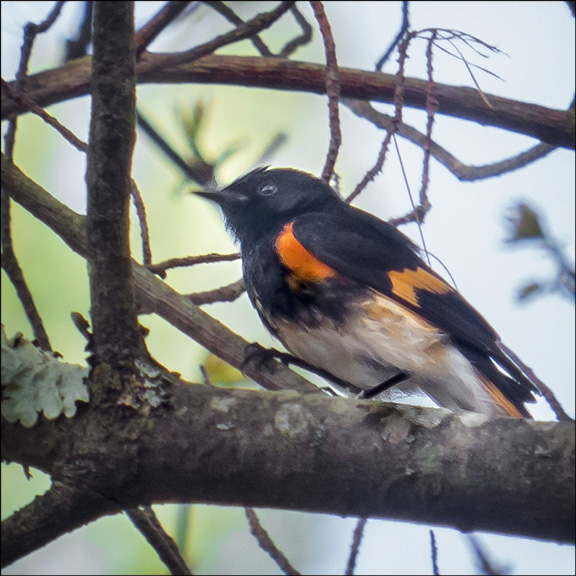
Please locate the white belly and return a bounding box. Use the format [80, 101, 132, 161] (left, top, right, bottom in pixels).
[269, 291, 508, 416]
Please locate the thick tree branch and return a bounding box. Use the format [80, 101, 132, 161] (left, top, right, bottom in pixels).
[1, 153, 319, 396]
[2, 55, 573, 149]
[2, 380, 574, 569]
[86, 1, 144, 366]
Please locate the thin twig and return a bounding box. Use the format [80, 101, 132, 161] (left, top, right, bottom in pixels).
[392, 134, 431, 263]
[343, 99, 557, 182]
[347, 34, 413, 203]
[245, 508, 300, 575]
[1, 191, 52, 352]
[445, 37, 494, 109]
[127, 506, 193, 575]
[186, 278, 246, 305]
[135, 1, 195, 56]
[140, 1, 295, 72]
[202, 1, 273, 56]
[345, 518, 367, 575]
[16, 0, 66, 84]
[310, 1, 341, 182]
[375, 1, 410, 70]
[346, 132, 393, 204]
[419, 31, 438, 217]
[430, 530, 440, 575]
[278, 4, 314, 58]
[131, 180, 153, 266]
[1, 79, 88, 152]
[148, 252, 241, 278]
[0, 1, 65, 353]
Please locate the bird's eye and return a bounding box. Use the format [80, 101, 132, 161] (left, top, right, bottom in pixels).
[258, 183, 277, 196]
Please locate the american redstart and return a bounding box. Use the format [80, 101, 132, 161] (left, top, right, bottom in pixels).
[196, 167, 541, 417]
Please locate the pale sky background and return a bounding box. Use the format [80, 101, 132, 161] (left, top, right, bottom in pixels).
[2, 2, 574, 575]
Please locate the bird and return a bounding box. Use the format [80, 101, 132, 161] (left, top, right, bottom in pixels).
[196, 167, 541, 417]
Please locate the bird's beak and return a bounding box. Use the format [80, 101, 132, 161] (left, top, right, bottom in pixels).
[191, 186, 225, 203]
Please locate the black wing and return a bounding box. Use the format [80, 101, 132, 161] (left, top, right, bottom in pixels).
[291, 206, 539, 401]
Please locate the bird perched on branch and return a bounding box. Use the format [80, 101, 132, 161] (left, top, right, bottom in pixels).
[196, 167, 541, 417]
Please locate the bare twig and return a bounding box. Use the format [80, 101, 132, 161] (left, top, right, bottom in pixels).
[131, 180, 153, 266]
[430, 530, 440, 576]
[0, 190, 52, 352]
[202, 1, 274, 56]
[375, 0, 410, 70]
[347, 34, 413, 203]
[71, 311, 92, 341]
[127, 506, 193, 575]
[419, 31, 438, 217]
[187, 278, 246, 305]
[310, 1, 341, 181]
[1, 79, 87, 152]
[245, 508, 300, 575]
[135, 1, 195, 56]
[345, 518, 367, 575]
[16, 0, 66, 83]
[278, 4, 313, 58]
[148, 252, 240, 277]
[140, 1, 295, 72]
[0, 1, 66, 353]
[344, 100, 557, 182]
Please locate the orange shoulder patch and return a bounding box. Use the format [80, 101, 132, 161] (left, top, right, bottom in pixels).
[387, 267, 453, 307]
[275, 222, 338, 285]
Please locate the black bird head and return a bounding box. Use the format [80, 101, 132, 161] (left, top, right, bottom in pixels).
[196, 167, 341, 245]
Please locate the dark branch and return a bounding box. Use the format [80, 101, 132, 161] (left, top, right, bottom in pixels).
[2, 383, 574, 569]
[3, 55, 573, 149]
[86, 2, 145, 366]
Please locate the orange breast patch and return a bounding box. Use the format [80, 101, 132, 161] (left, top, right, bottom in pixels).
[275, 222, 338, 285]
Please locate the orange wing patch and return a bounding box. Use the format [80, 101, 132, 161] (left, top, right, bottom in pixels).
[387, 267, 453, 307]
[275, 222, 338, 286]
